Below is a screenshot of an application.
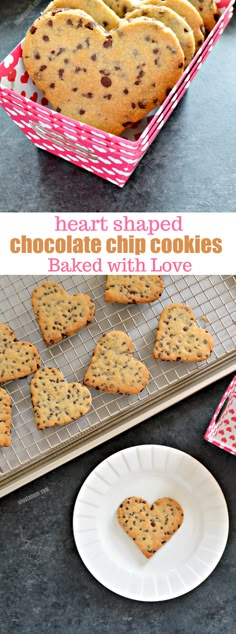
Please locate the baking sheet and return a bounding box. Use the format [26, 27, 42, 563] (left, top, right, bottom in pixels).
[0, 274, 235, 493]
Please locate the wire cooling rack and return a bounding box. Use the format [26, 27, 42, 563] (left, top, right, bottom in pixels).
[0, 274, 235, 495]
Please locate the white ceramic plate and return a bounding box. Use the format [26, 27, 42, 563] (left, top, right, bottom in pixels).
[73, 445, 229, 601]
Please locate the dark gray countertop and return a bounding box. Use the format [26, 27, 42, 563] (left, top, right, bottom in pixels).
[0, 374, 235, 634]
[0, 1, 236, 212]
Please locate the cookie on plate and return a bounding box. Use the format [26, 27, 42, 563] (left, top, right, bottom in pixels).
[142, 0, 205, 49]
[118, 496, 184, 558]
[0, 388, 12, 447]
[23, 9, 184, 135]
[83, 331, 149, 394]
[127, 5, 195, 68]
[31, 367, 92, 429]
[0, 323, 41, 384]
[43, 0, 120, 30]
[105, 275, 164, 303]
[153, 303, 214, 362]
[32, 281, 95, 346]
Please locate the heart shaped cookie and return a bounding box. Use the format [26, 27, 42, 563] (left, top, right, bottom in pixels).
[153, 303, 214, 362]
[103, 0, 134, 18]
[31, 367, 92, 429]
[32, 281, 95, 346]
[23, 9, 184, 135]
[127, 5, 196, 68]
[142, 0, 205, 49]
[181, 0, 220, 33]
[105, 274, 164, 303]
[44, 0, 120, 31]
[83, 331, 149, 394]
[0, 388, 12, 447]
[118, 496, 184, 558]
[0, 323, 41, 384]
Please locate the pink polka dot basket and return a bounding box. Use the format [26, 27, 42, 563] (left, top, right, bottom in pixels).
[0, 1, 234, 187]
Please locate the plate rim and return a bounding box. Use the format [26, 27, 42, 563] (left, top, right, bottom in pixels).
[73, 444, 229, 602]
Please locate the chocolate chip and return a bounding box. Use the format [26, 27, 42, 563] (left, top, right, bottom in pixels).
[101, 76, 112, 87]
[91, 54, 97, 61]
[123, 88, 129, 94]
[79, 109, 85, 115]
[103, 94, 112, 100]
[56, 48, 65, 56]
[131, 102, 136, 109]
[178, 62, 184, 68]
[56, 107, 61, 112]
[138, 101, 145, 109]
[86, 21, 95, 29]
[58, 69, 64, 79]
[64, 58, 69, 64]
[103, 37, 113, 48]
[137, 70, 144, 79]
[43, 35, 49, 42]
[103, 21, 108, 27]
[72, 87, 78, 92]
[82, 92, 93, 98]
[30, 26, 37, 34]
[47, 20, 53, 27]
[39, 65, 47, 72]
[67, 18, 73, 25]
[34, 52, 41, 60]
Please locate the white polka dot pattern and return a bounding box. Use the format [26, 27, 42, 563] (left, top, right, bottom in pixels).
[204, 376, 236, 456]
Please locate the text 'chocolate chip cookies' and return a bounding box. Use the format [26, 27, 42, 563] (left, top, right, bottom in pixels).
[117, 496, 184, 558]
[23, 9, 184, 135]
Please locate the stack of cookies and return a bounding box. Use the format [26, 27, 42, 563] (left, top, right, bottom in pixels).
[22, 0, 220, 135]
